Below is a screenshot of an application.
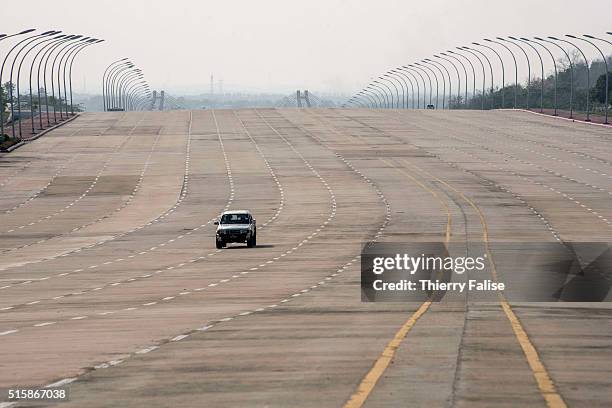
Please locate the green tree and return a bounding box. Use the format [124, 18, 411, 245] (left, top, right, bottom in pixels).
[0, 84, 8, 137]
[591, 72, 612, 105]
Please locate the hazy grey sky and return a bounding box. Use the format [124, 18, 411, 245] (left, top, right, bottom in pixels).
[3, 0, 611, 95]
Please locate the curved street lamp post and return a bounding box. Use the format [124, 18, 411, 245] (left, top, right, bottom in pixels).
[529, 38, 559, 116]
[577, 35, 609, 124]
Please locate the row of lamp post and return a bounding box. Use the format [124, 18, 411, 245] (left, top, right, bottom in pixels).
[346, 33, 612, 124]
[0, 29, 103, 140]
[102, 58, 151, 111]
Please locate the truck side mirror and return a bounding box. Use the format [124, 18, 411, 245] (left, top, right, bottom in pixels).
[214, 221, 219, 225]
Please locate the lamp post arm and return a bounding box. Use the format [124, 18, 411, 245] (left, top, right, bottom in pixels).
[427, 59, 452, 110]
[4, 33, 50, 137]
[369, 85, 388, 108]
[102, 58, 127, 111]
[21, 36, 60, 135]
[121, 75, 144, 109]
[362, 91, 378, 108]
[51, 37, 83, 121]
[441, 53, 468, 106]
[466, 47, 493, 109]
[382, 76, 402, 109]
[353, 94, 369, 108]
[417, 63, 440, 108]
[389, 70, 412, 109]
[517, 38, 545, 112]
[397, 67, 420, 109]
[393, 69, 416, 109]
[578, 36, 609, 124]
[553, 37, 590, 120]
[39, 36, 73, 125]
[449, 50, 476, 107]
[474, 43, 505, 108]
[374, 81, 395, 108]
[502, 38, 531, 109]
[435, 55, 461, 109]
[403, 66, 427, 109]
[485, 39, 518, 108]
[425, 59, 448, 109]
[457, 48, 485, 110]
[410, 65, 433, 107]
[31, 35, 67, 131]
[541, 38, 574, 118]
[362, 89, 380, 108]
[530, 38, 558, 116]
[108, 65, 134, 109]
[60, 39, 92, 117]
[68, 40, 102, 115]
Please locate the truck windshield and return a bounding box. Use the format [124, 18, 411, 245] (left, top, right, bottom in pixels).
[220, 214, 250, 224]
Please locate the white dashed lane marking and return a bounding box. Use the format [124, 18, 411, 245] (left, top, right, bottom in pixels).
[0, 113, 195, 278]
[0, 111, 391, 404]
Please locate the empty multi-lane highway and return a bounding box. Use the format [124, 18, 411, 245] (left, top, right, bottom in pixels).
[0, 108, 611, 407]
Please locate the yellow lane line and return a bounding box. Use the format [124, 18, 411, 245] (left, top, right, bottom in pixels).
[312, 108, 566, 408]
[403, 158, 567, 408]
[301, 110, 450, 408]
[500, 303, 567, 408]
[381, 159, 452, 244]
[343, 301, 431, 408]
[343, 157, 452, 408]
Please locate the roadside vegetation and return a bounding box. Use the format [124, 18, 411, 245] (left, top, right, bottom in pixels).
[461, 54, 612, 116]
[1, 83, 21, 149]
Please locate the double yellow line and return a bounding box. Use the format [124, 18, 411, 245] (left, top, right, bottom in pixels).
[301, 109, 566, 408]
[343, 158, 450, 408]
[344, 155, 566, 408]
[413, 160, 566, 408]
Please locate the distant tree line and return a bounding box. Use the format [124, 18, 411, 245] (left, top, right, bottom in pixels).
[456, 54, 611, 114]
[1, 84, 8, 125]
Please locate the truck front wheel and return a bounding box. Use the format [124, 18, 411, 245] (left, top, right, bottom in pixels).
[247, 234, 256, 248]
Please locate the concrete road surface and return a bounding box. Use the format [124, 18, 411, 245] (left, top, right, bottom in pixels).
[0, 108, 611, 407]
